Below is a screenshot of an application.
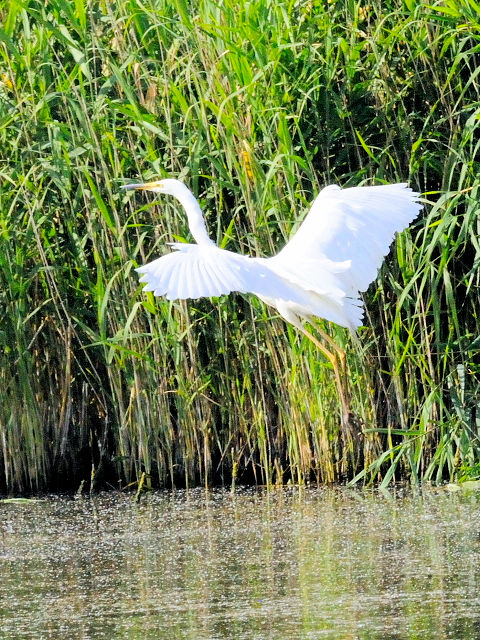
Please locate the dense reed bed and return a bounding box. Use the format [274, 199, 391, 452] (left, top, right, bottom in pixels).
[0, 0, 479, 494]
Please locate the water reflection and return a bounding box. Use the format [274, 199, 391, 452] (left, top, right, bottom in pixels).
[1, 487, 479, 639]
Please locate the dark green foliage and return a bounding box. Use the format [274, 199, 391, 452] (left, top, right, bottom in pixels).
[0, 0, 479, 493]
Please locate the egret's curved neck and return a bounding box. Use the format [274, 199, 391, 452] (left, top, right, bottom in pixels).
[172, 185, 215, 246]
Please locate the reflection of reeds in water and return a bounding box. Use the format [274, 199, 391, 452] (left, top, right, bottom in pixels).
[2, 489, 479, 637]
[1, 0, 479, 493]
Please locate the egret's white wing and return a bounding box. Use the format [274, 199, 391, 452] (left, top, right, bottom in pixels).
[271, 183, 422, 295]
[136, 243, 357, 326]
[137, 243, 286, 300]
[137, 244, 254, 300]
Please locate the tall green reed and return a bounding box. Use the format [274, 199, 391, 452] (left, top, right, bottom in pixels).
[0, 0, 478, 493]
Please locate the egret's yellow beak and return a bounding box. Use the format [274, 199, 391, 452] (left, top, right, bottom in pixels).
[121, 180, 164, 191]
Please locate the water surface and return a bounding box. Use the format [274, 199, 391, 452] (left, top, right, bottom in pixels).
[1, 487, 479, 639]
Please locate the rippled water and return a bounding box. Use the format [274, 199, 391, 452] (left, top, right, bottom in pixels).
[1, 486, 479, 639]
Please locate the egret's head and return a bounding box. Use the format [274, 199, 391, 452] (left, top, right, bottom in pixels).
[121, 178, 184, 196]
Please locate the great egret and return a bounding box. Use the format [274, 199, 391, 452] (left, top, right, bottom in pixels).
[122, 178, 421, 423]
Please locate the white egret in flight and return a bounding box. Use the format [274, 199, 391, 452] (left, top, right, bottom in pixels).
[122, 178, 421, 423]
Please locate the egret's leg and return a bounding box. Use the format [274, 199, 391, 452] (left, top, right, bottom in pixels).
[283, 314, 350, 427]
[274, 303, 350, 426]
[310, 325, 347, 381]
[295, 323, 350, 425]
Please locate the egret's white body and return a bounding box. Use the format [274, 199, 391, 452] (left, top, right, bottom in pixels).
[123, 179, 421, 332]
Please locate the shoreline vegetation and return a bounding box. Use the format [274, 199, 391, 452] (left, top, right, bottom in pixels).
[1, 0, 479, 494]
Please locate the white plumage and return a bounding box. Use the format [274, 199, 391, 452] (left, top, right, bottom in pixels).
[123, 179, 422, 331]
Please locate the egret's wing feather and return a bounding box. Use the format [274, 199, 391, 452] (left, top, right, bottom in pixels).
[136, 242, 352, 327]
[136, 243, 289, 301]
[138, 246, 226, 299]
[272, 183, 422, 294]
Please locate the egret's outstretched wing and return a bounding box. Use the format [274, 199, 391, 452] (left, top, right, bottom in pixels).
[136, 243, 356, 326]
[271, 183, 422, 295]
[136, 244, 255, 299]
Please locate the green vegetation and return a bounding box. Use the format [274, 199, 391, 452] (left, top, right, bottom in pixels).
[0, 0, 479, 494]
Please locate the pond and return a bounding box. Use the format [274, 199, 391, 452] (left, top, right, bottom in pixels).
[1, 486, 479, 639]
